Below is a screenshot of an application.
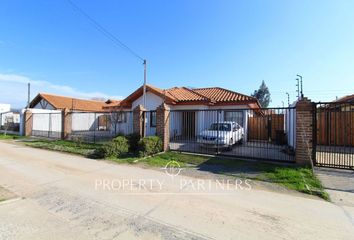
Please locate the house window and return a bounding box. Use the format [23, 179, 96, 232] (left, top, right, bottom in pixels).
[150, 111, 157, 127]
[117, 112, 127, 123]
[224, 111, 243, 126]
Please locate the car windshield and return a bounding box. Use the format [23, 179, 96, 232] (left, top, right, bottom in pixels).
[209, 123, 231, 131]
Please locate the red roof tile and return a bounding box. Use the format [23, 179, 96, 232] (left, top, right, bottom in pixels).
[30, 93, 116, 112]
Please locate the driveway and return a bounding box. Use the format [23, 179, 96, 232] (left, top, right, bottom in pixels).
[0, 141, 353, 240]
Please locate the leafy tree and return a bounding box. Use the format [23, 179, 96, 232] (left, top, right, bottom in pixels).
[251, 80, 271, 108]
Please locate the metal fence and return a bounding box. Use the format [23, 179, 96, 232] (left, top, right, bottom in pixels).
[169, 107, 296, 162]
[29, 110, 133, 143]
[313, 102, 354, 169]
[68, 111, 133, 143]
[31, 111, 62, 139]
[0, 111, 20, 133]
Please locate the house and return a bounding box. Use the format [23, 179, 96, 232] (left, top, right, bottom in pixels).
[103, 84, 261, 138]
[330, 94, 354, 111]
[26, 93, 120, 138]
[0, 104, 20, 131]
[29, 93, 117, 112]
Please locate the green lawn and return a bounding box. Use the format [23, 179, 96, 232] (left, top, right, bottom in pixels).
[24, 140, 102, 158]
[21, 139, 328, 200]
[0, 133, 25, 140]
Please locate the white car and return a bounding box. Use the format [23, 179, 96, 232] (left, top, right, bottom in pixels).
[197, 121, 244, 149]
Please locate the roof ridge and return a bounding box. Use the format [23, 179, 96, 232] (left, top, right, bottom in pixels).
[39, 93, 108, 103]
[182, 87, 211, 101]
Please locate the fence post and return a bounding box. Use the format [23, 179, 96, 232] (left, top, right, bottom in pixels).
[24, 109, 33, 136]
[295, 97, 314, 166]
[133, 105, 146, 138]
[62, 108, 72, 140]
[156, 103, 170, 151]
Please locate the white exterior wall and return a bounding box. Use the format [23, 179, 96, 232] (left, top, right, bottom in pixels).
[286, 108, 296, 148]
[33, 100, 55, 110]
[110, 111, 133, 135]
[132, 92, 163, 111]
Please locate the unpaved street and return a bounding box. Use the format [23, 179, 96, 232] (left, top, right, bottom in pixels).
[0, 141, 353, 240]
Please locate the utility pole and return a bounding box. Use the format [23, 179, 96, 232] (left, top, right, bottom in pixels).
[297, 74, 303, 99]
[286, 92, 290, 106]
[27, 82, 31, 109]
[143, 59, 147, 109]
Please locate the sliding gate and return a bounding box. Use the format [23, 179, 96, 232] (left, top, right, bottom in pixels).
[313, 102, 354, 169]
[169, 107, 296, 162]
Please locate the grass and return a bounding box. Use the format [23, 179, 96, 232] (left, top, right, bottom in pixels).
[0, 133, 25, 140]
[20, 139, 328, 200]
[24, 140, 102, 158]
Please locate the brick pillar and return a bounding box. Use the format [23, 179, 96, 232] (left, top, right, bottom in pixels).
[295, 98, 314, 166]
[24, 110, 33, 136]
[133, 105, 146, 137]
[156, 103, 170, 151]
[62, 109, 72, 140]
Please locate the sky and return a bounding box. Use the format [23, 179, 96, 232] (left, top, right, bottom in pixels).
[0, 0, 354, 109]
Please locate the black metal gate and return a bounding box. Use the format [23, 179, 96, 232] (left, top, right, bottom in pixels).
[169, 107, 296, 162]
[313, 102, 354, 169]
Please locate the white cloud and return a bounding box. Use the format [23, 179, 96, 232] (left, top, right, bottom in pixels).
[0, 73, 123, 108]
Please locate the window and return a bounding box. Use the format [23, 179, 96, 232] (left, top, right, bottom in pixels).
[224, 111, 243, 126]
[150, 111, 157, 127]
[116, 112, 127, 123]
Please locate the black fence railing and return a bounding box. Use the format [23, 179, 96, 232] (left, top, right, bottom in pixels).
[169, 107, 296, 162]
[313, 102, 354, 169]
[30, 111, 133, 143]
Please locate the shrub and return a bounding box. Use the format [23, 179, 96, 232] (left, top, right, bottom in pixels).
[138, 136, 162, 157]
[102, 136, 129, 158]
[126, 133, 141, 153]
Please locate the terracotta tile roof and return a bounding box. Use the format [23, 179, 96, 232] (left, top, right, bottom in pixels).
[166, 87, 209, 102]
[333, 94, 354, 103]
[192, 87, 256, 103]
[30, 93, 115, 112]
[104, 84, 260, 109]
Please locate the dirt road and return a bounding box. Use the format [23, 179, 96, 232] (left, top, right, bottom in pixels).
[0, 141, 353, 239]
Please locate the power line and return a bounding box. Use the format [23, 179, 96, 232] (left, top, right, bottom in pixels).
[66, 0, 144, 62]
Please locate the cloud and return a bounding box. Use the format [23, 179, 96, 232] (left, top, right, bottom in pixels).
[0, 73, 123, 108]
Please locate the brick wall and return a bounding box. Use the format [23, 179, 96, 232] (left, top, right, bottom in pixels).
[156, 103, 170, 151]
[133, 105, 146, 137]
[295, 98, 314, 166]
[62, 109, 72, 139]
[24, 110, 33, 136]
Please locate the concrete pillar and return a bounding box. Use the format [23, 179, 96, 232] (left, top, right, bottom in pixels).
[156, 103, 170, 151]
[133, 105, 146, 137]
[295, 98, 314, 166]
[62, 109, 72, 140]
[24, 110, 33, 137]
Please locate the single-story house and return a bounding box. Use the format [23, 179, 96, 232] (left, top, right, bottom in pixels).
[27, 93, 120, 135]
[103, 84, 261, 138]
[29, 93, 119, 112]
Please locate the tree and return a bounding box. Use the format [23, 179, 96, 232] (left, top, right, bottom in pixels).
[251, 80, 271, 108]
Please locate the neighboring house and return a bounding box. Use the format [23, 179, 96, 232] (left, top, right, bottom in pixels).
[29, 93, 118, 112]
[330, 94, 354, 111]
[0, 104, 20, 131]
[103, 84, 261, 138]
[27, 93, 120, 137]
